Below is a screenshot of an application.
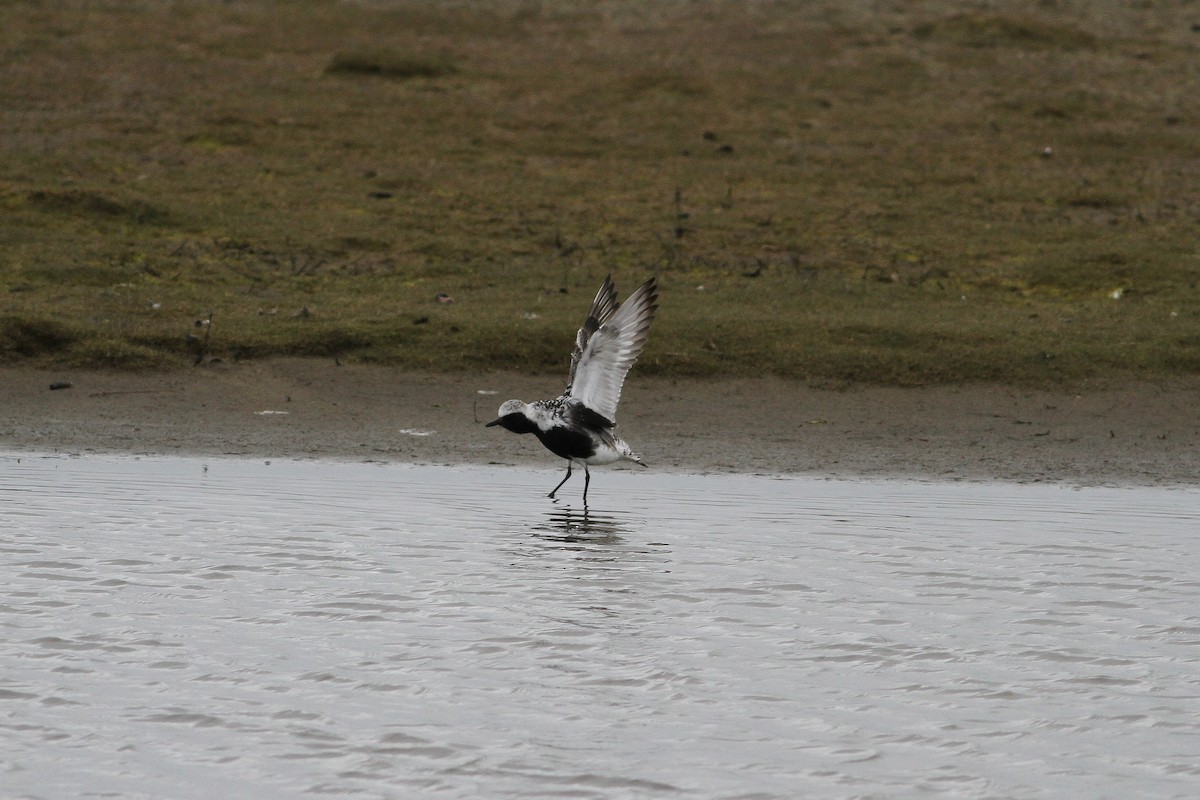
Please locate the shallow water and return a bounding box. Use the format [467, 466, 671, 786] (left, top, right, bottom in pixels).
[2, 453, 1198, 800]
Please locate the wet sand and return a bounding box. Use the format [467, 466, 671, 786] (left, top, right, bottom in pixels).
[1, 358, 1196, 485]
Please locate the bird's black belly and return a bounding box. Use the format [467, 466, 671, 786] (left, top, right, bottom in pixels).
[534, 424, 596, 461]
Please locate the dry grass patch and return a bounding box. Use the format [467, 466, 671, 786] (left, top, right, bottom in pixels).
[1, 0, 1197, 385]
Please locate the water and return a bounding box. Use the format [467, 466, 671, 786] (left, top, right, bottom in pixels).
[2, 453, 1198, 800]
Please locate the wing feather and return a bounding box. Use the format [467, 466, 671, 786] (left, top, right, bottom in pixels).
[565, 277, 658, 423]
[567, 275, 618, 389]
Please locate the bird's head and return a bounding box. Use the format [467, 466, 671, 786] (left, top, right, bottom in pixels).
[485, 399, 530, 431]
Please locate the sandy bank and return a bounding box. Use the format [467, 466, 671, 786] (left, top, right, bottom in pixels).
[1, 359, 1196, 485]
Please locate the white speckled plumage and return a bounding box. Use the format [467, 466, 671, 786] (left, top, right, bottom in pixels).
[486, 275, 659, 503]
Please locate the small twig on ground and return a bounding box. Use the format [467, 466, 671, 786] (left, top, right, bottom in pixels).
[191, 310, 213, 365]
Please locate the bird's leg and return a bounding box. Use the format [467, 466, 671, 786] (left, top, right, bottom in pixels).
[583, 464, 591, 506]
[548, 461, 573, 499]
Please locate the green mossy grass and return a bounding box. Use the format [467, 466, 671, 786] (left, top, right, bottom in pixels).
[2, 1, 1197, 385]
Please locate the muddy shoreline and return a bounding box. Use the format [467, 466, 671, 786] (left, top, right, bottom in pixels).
[1, 359, 1196, 485]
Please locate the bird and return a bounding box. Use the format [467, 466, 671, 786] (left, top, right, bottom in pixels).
[486, 275, 659, 505]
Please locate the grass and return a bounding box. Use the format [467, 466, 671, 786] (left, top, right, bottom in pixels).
[324, 50, 458, 80]
[1, 1, 1197, 386]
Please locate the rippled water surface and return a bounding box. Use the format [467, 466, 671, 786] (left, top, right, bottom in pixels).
[2, 453, 1198, 799]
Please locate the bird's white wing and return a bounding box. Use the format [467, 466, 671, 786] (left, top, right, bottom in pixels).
[567, 275, 618, 389]
[566, 277, 658, 423]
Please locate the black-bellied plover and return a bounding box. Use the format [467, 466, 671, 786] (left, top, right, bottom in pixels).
[486, 275, 659, 505]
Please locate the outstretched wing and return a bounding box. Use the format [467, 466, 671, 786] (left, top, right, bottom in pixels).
[565, 276, 658, 423]
[567, 275, 619, 389]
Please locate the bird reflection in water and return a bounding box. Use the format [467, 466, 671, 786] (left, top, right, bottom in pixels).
[533, 504, 629, 543]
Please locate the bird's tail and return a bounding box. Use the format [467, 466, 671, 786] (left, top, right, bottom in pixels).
[615, 437, 649, 467]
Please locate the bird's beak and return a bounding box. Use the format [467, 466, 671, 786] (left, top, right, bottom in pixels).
[485, 418, 502, 427]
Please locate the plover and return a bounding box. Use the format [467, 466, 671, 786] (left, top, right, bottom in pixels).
[486, 275, 659, 504]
